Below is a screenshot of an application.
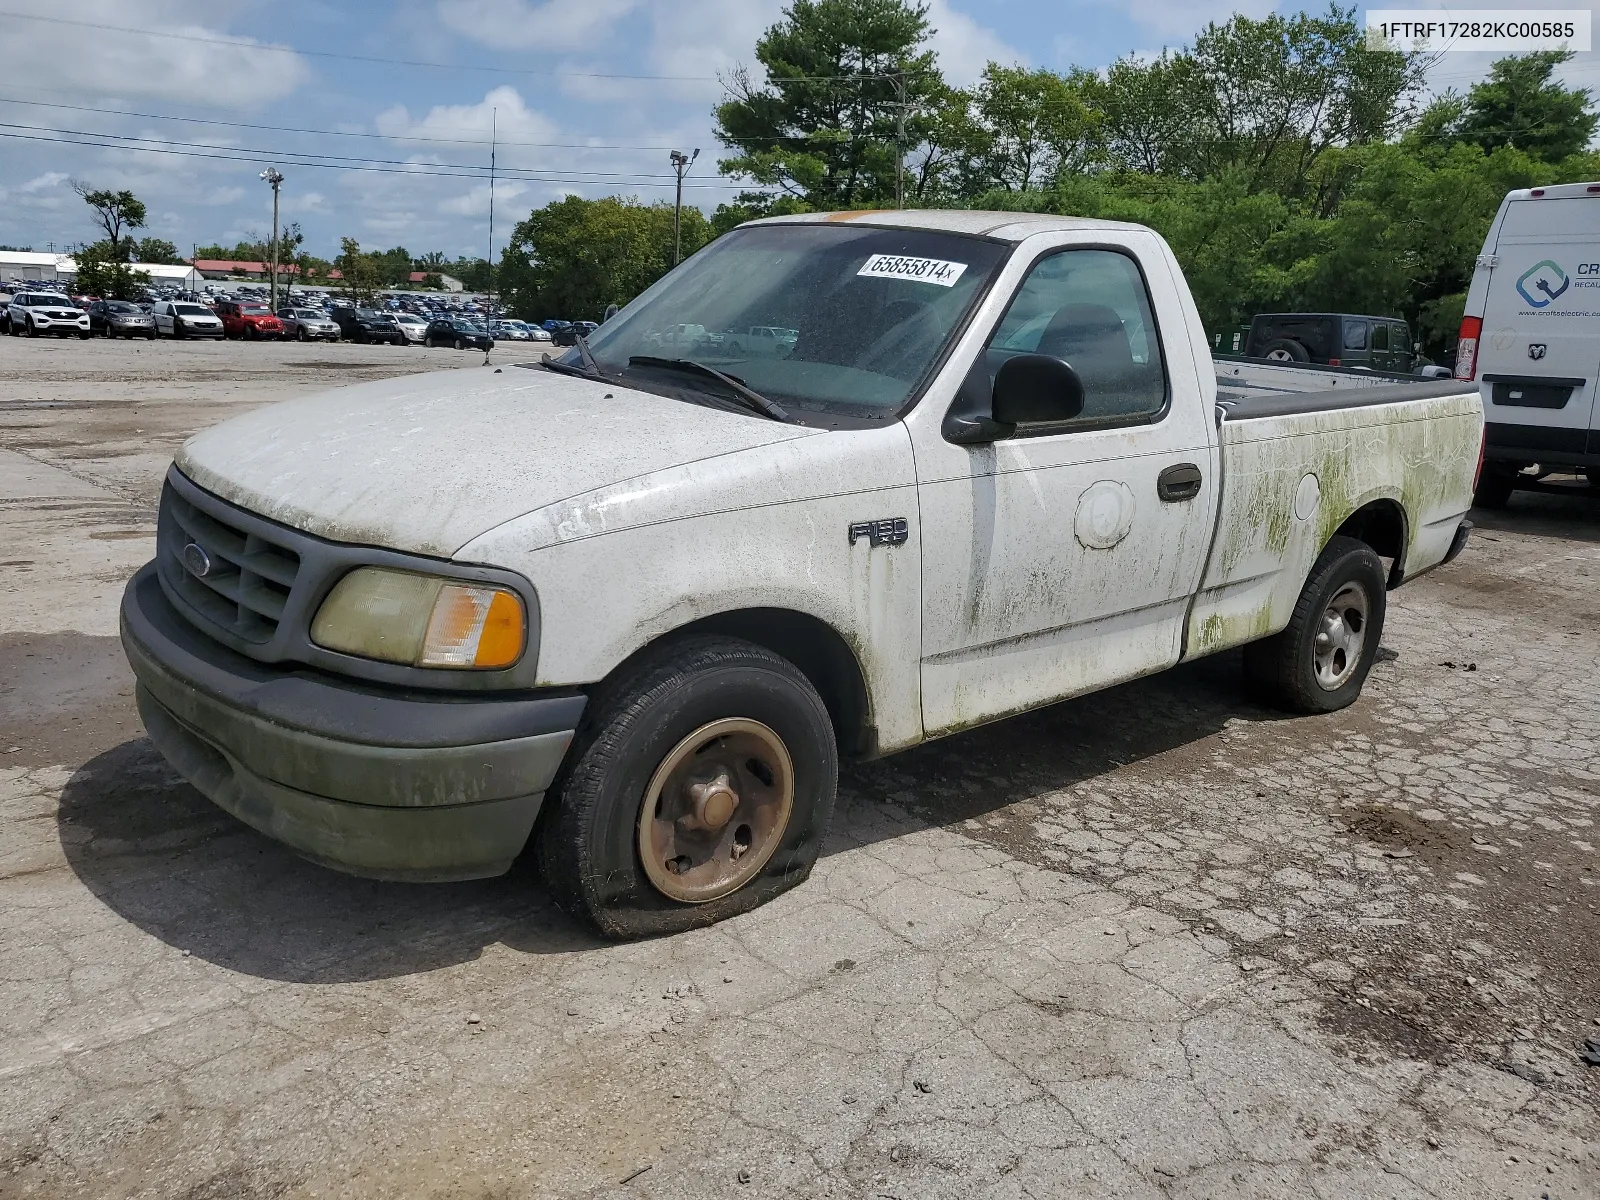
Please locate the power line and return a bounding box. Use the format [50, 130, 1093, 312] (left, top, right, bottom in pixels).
[0, 11, 916, 85]
[0, 118, 708, 180]
[0, 96, 691, 150]
[0, 11, 713, 81]
[0, 129, 763, 189]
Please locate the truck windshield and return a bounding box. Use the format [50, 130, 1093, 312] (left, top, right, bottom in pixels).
[561, 223, 1008, 420]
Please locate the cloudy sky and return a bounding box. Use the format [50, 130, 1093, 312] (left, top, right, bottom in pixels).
[0, 0, 1593, 262]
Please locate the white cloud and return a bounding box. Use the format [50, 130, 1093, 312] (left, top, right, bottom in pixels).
[375, 86, 563, 157]
[1103, 0, 1277, 43]
[926, 0, 1025, 83]
[18, 172, 70, 194]
[0, 1, 310, 107]
[203, 187, 246, 207]
[434, 0, 640, 52]
[441, 181, 530, 216]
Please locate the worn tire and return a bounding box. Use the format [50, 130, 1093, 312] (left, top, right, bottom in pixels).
[1243, 535, 1387, 715]
[454, 337, 466, 351]
[1473, 466, 1516, 509]
[536, 636, 838, 940]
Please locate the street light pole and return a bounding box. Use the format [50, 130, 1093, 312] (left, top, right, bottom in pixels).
[259, 167, 284, 309]
[669, 148, 699, 266]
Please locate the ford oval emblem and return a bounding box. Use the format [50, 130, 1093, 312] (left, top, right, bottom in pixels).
[182, 542, 212, 577]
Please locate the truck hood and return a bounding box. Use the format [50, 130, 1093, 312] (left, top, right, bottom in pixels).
[175, 366, 820, 557]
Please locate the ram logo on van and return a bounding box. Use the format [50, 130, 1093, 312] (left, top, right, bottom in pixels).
[1516, 260, 1571, 308]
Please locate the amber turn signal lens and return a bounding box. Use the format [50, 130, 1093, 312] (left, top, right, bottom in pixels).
[420, 584, 526, 668]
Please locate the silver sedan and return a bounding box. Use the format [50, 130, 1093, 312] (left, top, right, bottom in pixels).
[276, 307, 342, 342]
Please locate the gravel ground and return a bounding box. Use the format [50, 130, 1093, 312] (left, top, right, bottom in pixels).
[0, 335, 1596, 1199]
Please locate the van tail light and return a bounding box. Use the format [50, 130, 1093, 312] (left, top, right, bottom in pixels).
[1328, 358, 1341, 367]
[1454, 316, 1482, 381]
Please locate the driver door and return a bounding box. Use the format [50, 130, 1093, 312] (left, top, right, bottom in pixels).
[910, 238, 1219, 735]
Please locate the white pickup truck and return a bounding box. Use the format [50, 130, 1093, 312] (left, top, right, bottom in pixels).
[121, 211, 1483, 938]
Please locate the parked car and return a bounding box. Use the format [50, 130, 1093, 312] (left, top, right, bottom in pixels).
[423, 318, 493, 350]
[1457, 180, 1600, 505]
[276, 307, 341, 342]
[392, 312, 429, 344]
[87, 299, 156, 339]
[490, 321, 532, 342]
[725, 325, 798, 357]
[330, 307, 406, 345]
[119, 210, 1481, 939]
[215, 301, 286, 341]
[1243, 314, 1415, 373]
[152, 301, 225, 339]
[5, 291, 91, 338]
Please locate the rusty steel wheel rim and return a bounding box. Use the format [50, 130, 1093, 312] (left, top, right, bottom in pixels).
[637, 718, 795, 904]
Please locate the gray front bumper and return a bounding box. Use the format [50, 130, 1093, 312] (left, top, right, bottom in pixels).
[121, 564, 583, 882]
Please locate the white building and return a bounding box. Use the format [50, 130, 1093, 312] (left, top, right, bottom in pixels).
[0, 251, 75, 283]
[0, 253, 202, 291]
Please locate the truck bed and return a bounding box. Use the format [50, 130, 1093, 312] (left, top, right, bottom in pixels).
[1185, 362, 1483, 662]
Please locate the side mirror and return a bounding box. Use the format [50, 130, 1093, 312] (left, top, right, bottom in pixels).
[942, 353, 1086, 445]
[991, 354, 1085, 425]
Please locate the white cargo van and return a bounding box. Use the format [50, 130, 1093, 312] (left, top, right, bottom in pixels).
[1458, 182, 1600, 505]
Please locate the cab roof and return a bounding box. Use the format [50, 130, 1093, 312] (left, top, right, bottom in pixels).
[753, 208, 1153, 242]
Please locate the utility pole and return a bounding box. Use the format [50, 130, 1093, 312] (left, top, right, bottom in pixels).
[485, 107, 497, 365]
[891, 71, 909, 209]
[259, 167, 284, 308]
[669, 148, 699, 265]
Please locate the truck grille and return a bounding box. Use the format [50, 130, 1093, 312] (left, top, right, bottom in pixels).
[157, 478, 302, 643]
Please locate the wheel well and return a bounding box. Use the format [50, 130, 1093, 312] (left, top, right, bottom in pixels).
[634, 608, 875, 759]
[1333, 499, 1407, 587]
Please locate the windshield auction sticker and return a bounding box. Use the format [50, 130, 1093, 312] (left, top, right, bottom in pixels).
[857, 254, 969, 287]
[1366, 10, 1589, 51]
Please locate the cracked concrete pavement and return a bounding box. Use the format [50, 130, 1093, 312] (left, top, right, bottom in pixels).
[1, 336, 1597, 1198]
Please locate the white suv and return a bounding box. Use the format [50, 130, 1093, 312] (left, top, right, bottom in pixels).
[5, 292, 90, 338]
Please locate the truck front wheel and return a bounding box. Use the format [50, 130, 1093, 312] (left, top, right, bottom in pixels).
[1243, 535, 1387, 714]
[537, 636, 838, 939]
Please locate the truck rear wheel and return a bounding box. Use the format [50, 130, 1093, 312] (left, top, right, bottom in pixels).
[1243, 535, 1387, 714]
[536, 636, 838, 939]
[1473, 465, 1516, 509]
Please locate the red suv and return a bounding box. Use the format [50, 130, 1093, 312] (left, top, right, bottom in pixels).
[216, 300, 285, 340]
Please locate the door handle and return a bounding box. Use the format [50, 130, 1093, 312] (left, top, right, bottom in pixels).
[1157, 463, 1203, 502]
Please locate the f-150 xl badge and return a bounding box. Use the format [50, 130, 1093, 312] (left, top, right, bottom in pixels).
[848, 518, 909, 547]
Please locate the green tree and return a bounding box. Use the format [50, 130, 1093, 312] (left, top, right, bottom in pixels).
[1096, 7, 1422, 197]
[963, 64, 1103, 193]
[1455, 51, 1597, 160]
[499, 196, 711, 320]
[450, 257, 493, 292]
[71, 184, 147, 259]
[332, 238, 385, 304]
[714, 0, 943, 207]
[133, 237, 182, 264]
[72, 241, 151, 300]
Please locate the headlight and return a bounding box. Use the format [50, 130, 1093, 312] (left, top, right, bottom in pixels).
[310, 567, 525, 669]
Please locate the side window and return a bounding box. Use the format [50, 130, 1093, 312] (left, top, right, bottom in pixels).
[984, 249, 1167, 423]
[1371, 323, 1388, 351]
[1392, 323, 1410, 352]
[1343, 320, 1369, 350]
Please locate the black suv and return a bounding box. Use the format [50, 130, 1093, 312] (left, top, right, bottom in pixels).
[330, 307, 406, 345]
[424, 318, 494, 351]
[1244, 313, 1415, 373]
